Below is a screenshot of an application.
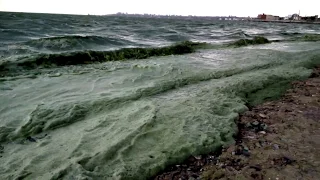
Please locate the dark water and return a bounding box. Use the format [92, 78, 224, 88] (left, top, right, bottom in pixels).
[0, 12, 320, 179]
[1, 12, 319, 56]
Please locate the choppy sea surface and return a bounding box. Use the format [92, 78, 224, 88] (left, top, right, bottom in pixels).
[1, 12, 320, 179]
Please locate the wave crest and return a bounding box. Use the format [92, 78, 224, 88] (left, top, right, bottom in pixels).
[24, 35, 135, 51]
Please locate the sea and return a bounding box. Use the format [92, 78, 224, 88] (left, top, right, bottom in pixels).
[0, 12, 320, 179]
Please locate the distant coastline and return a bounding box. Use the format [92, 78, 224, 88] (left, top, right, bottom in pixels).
[1, 11, 320, 24]
[250, 19, 320, 24]
[109, 13, 320, 24]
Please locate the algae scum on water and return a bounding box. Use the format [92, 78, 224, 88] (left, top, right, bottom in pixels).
[1, 12, 320, 179]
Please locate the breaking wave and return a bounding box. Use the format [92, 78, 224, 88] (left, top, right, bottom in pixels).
[0, 41, 207, 75]
[23, 35, 137, 51]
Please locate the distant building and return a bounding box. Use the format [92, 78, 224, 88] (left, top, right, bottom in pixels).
[257, 13, 280, 21]
[290, 14, 301, 20]
[284, 15, 291, 20]
[301, 15, 318, 21]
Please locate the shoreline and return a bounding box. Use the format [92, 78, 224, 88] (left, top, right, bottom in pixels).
[154, 67, 320, 180]
[249, 19, 320, 24]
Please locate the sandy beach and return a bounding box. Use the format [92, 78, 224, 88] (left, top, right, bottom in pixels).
[154, 67, 320, 180]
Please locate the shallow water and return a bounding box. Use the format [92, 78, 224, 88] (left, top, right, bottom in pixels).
[0, 12, 320, 179]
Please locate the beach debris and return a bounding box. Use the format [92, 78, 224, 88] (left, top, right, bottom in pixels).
[249, 165, 262, 171]
[242, 145, 251, 157]
[242, 151, 251, 157]
[243, 146, 249, 151]
[252, 121, 259, 126]
[259, 140, 266, 147]
[234, 145, 251, 157]
[235, 146, 244, 155]
[246, 122, 252, 128]
[283, 156, 294, 165]
[194, 155, 202, 160]
[259, 131, 266, 134]
[245, 121, 268, 132]
[273, 156, 295, 166]
[245, 135, 256, 139]
[273, 144, 280, 150]
[259, 113, 267, 118]
[208, 155, 215, 160]
[255, 142, 262, 148]
[260, 123, 268, 130]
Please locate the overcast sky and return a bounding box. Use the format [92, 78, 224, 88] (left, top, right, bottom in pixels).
[0, 0, 319, 17]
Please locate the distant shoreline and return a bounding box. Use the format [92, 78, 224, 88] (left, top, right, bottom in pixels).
[1, 11, 320, 24]
[249, 19, 320, 24]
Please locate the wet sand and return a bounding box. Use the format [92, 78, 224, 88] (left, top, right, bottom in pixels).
[154, 67, 320, 180]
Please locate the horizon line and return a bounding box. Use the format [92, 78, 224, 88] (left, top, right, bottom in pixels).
[0, 10, 256, 18]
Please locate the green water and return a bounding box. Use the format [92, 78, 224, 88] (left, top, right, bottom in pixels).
[1, 42, 319, 179]
[1, 12, 320, 180]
